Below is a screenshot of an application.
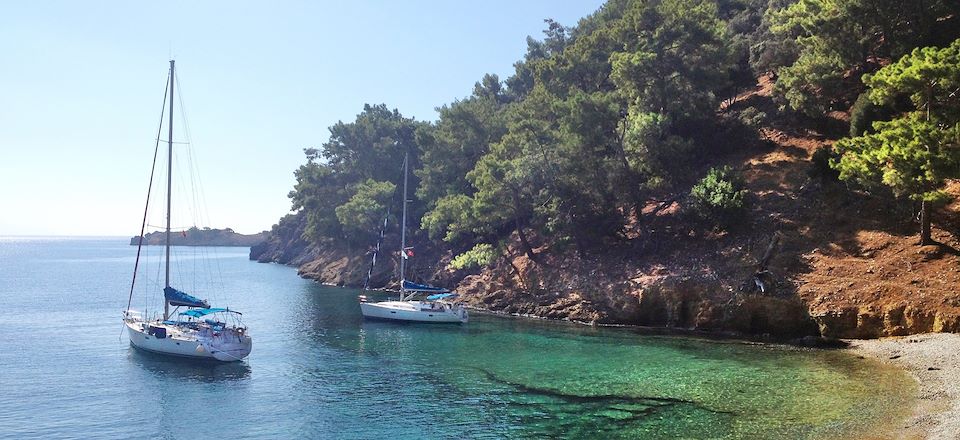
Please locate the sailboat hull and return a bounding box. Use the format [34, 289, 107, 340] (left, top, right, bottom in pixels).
[124, 61, 253, 365]
[360, 301, 467, 323]
[125, 320, 252, 362]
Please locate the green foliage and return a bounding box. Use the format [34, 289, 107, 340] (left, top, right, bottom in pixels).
[465, 96, 548, 239]
[420, 194, 475, 243]
[738, 0, 797, 74]
[833, 39, 960, 202]
[270, 213, 301, 237]
[415, 74, 510, 208]
[601, 0, 737, 224]
[849, 92, 890, 137]
[864, 39, 960, 122]
[768, 0, 960, 116]
[287, 104, 418, 243]
[282, 1, 960, 260]
[773, 49, 847, 115]
[448, 243, 497, 270]
[717, 0, 771, 100]
[834, 113, 960, 200]
[289, 161, 344, 240]
[288, 0, 753, 257]
[322, 104, 420, 183]
[689, 166, 748, 226]
[610, 0, 733, 123]
[737, 106, 768, 130]
[621, 111, 694, 187]
[334, 179, 396, 243]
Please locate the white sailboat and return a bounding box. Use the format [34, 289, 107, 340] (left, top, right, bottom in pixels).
[359, 150, 468, 324]
[123, 60, 252, 362]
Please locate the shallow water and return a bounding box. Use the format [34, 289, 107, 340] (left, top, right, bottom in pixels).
[0, 238, 914, 439]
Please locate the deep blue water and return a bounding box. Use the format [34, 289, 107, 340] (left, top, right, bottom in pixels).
[0, 238, 913, 439]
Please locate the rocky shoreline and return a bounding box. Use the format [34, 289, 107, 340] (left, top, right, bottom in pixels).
[251, 223, 960, 342]
[846, 333, 960, 440]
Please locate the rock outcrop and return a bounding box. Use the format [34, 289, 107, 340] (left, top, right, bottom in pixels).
[455, 251, 819, 339]
[250, 212, 463, 289]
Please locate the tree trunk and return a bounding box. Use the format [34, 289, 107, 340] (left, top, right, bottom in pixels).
[614, 113, 646, 222]
[515, 217, 539, 263]
[919, 85, 935, 246]
[506, 254, 529, 291]
[508, 186, 539, 264]
[569, 212, 588, 259]
[757, 232, 781, 272]
[920, 199, 933, 245]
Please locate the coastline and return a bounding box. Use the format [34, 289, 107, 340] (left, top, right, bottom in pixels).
[845, 333, 960, 440]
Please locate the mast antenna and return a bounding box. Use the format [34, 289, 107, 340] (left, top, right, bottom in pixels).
[164, 59, 175, 321]
[399, 146, 408, 301]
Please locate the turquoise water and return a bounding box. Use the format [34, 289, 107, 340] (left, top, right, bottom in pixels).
[0, 238, 913, 439]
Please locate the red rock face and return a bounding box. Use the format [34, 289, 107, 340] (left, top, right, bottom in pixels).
[456, 253, 819, 339]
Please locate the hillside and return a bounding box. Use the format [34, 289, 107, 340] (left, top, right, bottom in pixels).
[253, 74, 960, 340]
[457, 75, 960, 339]
[251, 0, 960, 340]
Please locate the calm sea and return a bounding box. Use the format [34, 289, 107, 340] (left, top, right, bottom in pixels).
[0, 238, 914, 439]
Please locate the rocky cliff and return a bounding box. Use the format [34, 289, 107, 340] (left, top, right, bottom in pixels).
[250, 212, 438, 288]
[251, 202, 960, 340]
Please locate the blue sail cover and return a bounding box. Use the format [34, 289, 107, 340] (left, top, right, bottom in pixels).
[164, 286, 209, 308]
[179, 308, 230, 318]
[402, 280, 450, 293]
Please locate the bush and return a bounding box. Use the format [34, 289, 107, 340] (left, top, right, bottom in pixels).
[689, 166, 747, 227]
[737, 106, 768, 129]
[808, 145, 840, 181]
[848, 92, 892, 137]
[449, 243, 497, 270]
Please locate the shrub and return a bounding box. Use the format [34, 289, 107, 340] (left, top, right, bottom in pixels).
[737, 106, 768, 130]
[848, 92, 893, 137]
[449, 243, 497, 270]
[808, 145, 840, 181]
[689, 166, 747, 227]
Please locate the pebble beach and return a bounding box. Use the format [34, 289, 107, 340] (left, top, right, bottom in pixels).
[847, 333, 960, 439]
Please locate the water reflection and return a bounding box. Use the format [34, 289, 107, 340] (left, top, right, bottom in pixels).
[127, 348, 251, 382]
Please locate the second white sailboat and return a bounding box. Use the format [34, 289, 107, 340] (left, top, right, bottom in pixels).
[359, 149, 468, 324]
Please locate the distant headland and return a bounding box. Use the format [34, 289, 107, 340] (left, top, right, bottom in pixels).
[131, 227, 267, 247]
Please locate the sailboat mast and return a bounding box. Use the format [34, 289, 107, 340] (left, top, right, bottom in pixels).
[164, 59, 175, 321]
[399, 149, 408, 301]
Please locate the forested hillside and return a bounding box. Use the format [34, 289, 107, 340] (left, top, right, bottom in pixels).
[254, 0, 960, 339]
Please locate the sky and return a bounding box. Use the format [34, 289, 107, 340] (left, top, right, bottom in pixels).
[0, 0, 606, 236]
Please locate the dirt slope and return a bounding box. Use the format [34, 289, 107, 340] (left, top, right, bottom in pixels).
[458, 74, 960, 339]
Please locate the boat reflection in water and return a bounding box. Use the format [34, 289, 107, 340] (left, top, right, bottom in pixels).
[127, 349, 252, 383]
